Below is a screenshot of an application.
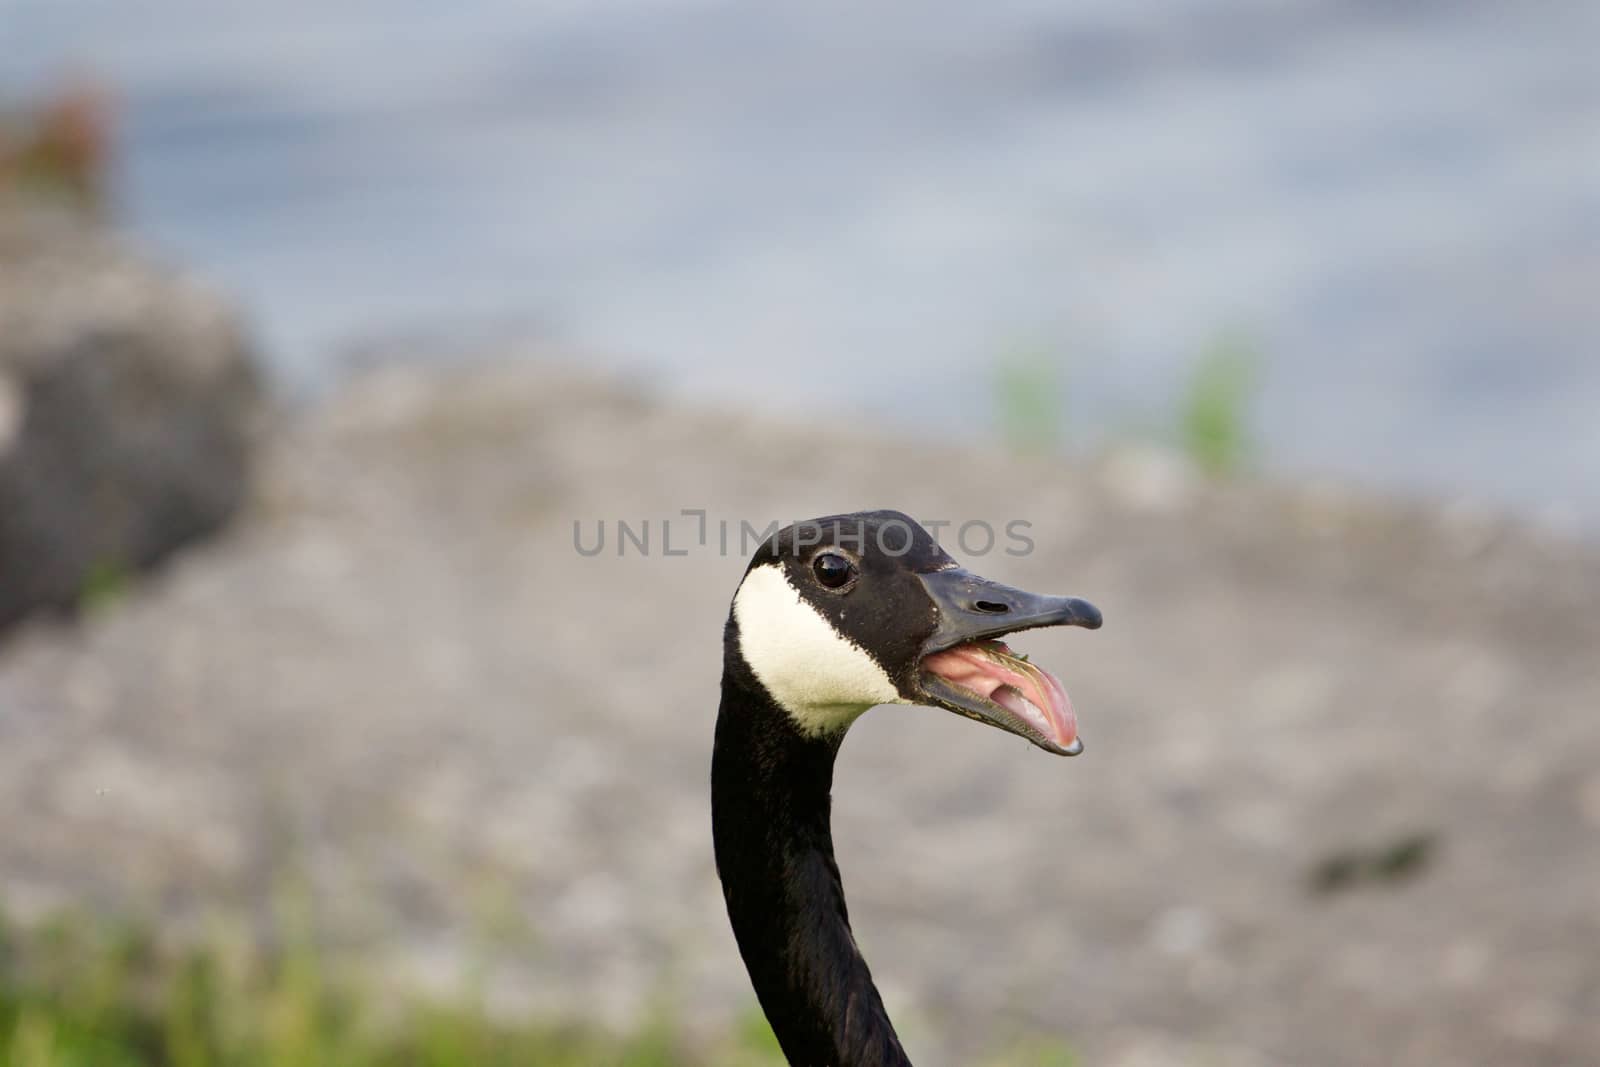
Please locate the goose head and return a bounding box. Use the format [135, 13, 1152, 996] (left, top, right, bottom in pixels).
[729, 510, 1101, 754]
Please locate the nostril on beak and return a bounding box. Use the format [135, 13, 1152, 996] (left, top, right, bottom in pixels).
[973, 600, 1010, 614]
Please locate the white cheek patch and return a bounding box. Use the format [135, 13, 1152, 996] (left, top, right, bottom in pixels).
[733, 563, 905, 736]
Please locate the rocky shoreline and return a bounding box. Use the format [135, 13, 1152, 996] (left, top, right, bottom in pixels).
[1, 352, 1596, 1065]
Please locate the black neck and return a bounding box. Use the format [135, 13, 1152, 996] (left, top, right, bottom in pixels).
[712, 650, 912, 1067]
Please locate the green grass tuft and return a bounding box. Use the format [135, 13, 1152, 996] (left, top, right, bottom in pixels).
[733, 1003, 784, 1058]
[0, 908, 722, 1067]
[992, 346, 1067, 453]
[980, 1035, 1079, 1067]
[1178, 331, 1261, 477]
[0, 904, 1075, 1066]
[77, 559, 132, 615]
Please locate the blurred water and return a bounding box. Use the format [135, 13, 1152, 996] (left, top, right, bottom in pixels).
[3, 0, 1597, 522]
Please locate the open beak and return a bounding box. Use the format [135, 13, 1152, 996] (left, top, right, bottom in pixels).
[912, 568, 1102, 757]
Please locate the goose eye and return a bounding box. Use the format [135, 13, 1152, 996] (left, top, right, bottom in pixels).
[812, 552, 856, 590]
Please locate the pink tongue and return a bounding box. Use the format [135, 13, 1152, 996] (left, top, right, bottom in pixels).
[921, 642, 1077, 748]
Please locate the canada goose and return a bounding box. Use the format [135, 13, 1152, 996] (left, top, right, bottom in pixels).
[712, 510, 1102, 1067]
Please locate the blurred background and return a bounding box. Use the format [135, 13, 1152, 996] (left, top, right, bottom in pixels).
[5, 0, 1598, 518]
[1, 2, 1597, 1065]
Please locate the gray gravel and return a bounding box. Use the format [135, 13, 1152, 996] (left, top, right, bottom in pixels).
[1, 358, 1597, 1066]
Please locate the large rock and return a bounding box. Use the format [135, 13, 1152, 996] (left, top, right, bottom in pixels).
[0, 211, 261, 631]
